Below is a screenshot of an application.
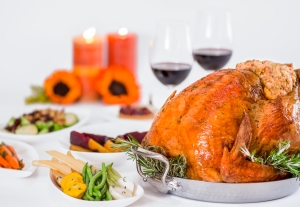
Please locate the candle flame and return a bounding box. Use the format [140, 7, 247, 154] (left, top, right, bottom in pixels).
[83, 27, 96, 42]
[118, 27, 128, 36]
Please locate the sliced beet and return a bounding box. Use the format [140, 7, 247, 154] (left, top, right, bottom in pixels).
[82, 133, 110, 145]
[70, 131, 90, 149]
[118, 131, 148, 143]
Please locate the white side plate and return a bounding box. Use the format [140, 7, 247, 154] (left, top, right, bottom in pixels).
[0, 139, 39, 178]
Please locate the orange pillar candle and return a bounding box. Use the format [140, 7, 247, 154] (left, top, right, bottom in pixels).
[73, 27, 103, 101]
[107, 28, 137, 76]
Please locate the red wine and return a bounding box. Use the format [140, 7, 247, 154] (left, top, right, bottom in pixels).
[151, 62, 192, 86]
[193, 48, 232, 70]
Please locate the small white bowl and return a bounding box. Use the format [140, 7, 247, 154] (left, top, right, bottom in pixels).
[49, 170, 144, 207]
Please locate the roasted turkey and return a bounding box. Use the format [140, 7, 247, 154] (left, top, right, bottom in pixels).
[144, 60, 300, 183]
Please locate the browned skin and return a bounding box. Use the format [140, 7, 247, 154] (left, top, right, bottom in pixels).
[248, 86, 300, 155]
[144, 69, 300, 182]
[220, 112, 289, 183]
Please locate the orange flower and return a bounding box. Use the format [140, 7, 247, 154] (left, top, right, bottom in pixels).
[44, 70, 82, 104]
[93, 66, 139, 105]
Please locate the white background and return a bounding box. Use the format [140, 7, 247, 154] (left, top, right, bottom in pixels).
[0, 0, 300, 105]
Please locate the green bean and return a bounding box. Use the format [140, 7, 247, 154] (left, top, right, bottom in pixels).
[87, 165, 93, 180]
[85, 171, 90, 186]
[94, 163, 107, 190]
[88, 170, 103, 195]
[82, 163, 88, 182]
[105, 188, 112, 200]
[84, 190, 94, 201]
[100, 183, 108, 196]
[83, 194, 88, 200]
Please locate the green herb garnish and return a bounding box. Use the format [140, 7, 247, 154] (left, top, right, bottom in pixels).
[112, 135, 187, 178]
[239, 140, 300, 178]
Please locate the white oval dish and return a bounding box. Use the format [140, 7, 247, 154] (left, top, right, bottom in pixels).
[57, 120, 151, 167]
[0, 138, 39, 178]
[49, 170, 144, 207]
[0, 106, 91, 144]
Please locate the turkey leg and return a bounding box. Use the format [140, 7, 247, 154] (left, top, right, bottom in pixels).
[220, 112, 289, 183]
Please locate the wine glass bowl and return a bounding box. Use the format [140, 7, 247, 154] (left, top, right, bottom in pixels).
[150, 21, 193, 87]
[193, 8, 233, 71]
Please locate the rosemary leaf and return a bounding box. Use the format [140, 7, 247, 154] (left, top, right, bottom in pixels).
[112, 135, 187, 178]
[239, 140, 300, 179]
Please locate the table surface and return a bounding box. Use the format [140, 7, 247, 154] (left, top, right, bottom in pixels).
[0, 102, 300, 207]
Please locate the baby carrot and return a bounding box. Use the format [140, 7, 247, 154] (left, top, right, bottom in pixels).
[0, 145, 20, 169]
[6, 145, 20, 160]
[4, 144, 25, 169]
[0, 154, 11, 168]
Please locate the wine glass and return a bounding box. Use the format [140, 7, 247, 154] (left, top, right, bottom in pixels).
[193, 8, 233, 71]
[149, 21, 194, 88]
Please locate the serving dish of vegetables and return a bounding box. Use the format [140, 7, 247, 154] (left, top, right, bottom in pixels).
[0, 106, 90, 144]
[32, 150, 144, 206]
[57, 121, 150, 166]
[4, 108, 79, 135]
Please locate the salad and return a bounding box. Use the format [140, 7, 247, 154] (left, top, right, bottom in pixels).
[4, 108, 78, 135]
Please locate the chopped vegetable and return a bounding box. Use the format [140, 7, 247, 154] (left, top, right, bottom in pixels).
[117, 131, 148, 143]
[52, 170, 65, 186]
[20, 116, 30, 126]
[70, 144, 93, 152]
[117, 177, 135, 193]
[0, 144, 23, 169]
[15, 125, 38, 135]
[38, 128, 49, 134]
[61, 172, 87, 199]
[46, 150, 85, 174]
[88, 139, 110, 153]
[32, 160, 72, 175]
[109, 186, 132, 200]
[0, 143, 25, 170]
[64, 112, 79, 127]
[0, 155, 11, 168]
[6, 117, 15, 127]
[69, 130, 148, 153]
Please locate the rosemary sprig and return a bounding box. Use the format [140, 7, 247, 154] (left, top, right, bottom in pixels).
[112, 135, 187, 178]
[239, 140, 300, 178]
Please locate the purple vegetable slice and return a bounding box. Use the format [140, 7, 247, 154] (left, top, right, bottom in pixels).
[82, 133, 110, 145]
[118, 131, 148, 143]
[70, 131, 90, 149]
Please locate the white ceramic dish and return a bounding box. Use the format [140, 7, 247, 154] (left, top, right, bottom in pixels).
[49, 170, 144, 207]
[0, 138, 38, 178]
[0, 106, 91, 144]
[57, 120, 151, 167]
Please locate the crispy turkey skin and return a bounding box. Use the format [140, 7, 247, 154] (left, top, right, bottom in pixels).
[144, 61, 300, 183]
